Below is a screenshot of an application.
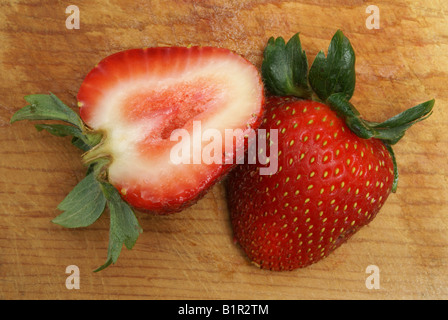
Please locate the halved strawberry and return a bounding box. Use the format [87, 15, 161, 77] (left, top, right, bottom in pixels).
[78, 46, 264, 213]
[11, 45, 264, 270]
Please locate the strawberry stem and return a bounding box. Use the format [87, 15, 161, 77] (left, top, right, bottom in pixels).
[82, 139, 111, 166]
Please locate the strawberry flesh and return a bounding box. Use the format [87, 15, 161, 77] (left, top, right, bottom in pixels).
[77, 47, 264, 213]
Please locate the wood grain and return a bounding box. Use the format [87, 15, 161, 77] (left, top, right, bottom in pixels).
[1, 0, 447, 300]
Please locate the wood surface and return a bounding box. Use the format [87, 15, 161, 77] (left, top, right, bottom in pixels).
[1, 0, 447, 300]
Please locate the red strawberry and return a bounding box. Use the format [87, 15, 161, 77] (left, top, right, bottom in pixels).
[77, 46, 264, 213]
[226, 31, 434, 270]
[227, 96, 394, 270]
[11, 45, 264, 270]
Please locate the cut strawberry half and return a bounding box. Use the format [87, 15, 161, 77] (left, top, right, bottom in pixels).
[11, 45, 264, 270]
[77, 46, 264, 213]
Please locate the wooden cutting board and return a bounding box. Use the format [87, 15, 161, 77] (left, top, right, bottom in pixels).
[1, 0, 447, 300]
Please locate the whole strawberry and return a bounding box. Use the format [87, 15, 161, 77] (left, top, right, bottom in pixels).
[226, 31, 434, 271]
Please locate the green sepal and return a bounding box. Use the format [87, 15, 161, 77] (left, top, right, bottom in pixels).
[71, 136, 93, 152]
[94, 182, 143, 272]
[365, 99, 435, 145]
[11, 94, 103, 151]
[34, 123, 83, 138]
[309, 30, 356, 101]
[327, 93, 375, 139]
[52, 159, 109, 228]
[384, 144, 399, 193]
[52, 171, 107, 228]
[52, 155, 142, 272]
[11, 93, 84, 128]
[327, 94, 434, 145]
[11, 93, 142, 272]
[34, 123, 102, 151]
[261, 33, 311, 98]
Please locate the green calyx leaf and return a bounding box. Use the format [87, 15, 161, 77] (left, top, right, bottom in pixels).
[52, 170, 107, 228]
[34, 123, 102, 151]
[384, 144, 399, 193]
[327, 93, 434, 145]
[260, 29, 356, 101]
[52, 157, 142, 272]
[11, 93, 102, 152]
[261, 30, 435, 143]
[12, 93, 141, 271]
[261, 30, 434, 145]
[261, 33, 311, 98]
[365, 99, 435, 145]
[309, 30, 356, 101]
[94, 182, 143, 272]
[11, 93, 84, 128]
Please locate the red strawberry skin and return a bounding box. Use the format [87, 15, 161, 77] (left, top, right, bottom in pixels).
[226, 96, 394, 270]
[77, 46, 264, 214]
